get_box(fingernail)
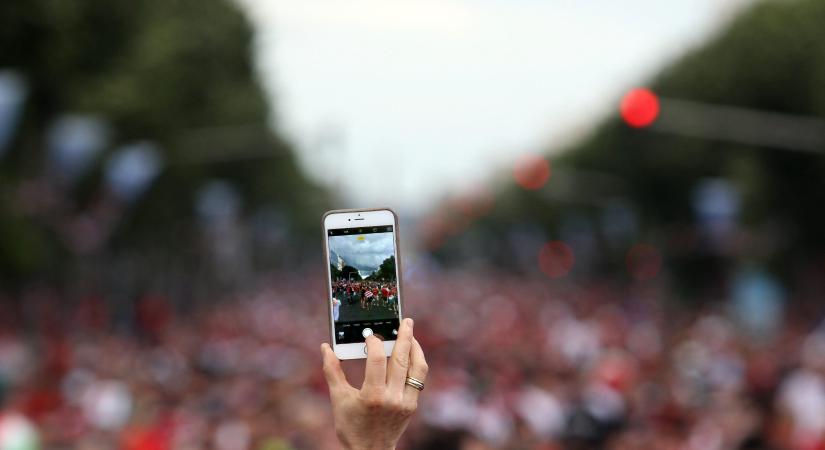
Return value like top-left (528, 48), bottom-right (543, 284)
top-left (405, 318), bottom-right (414, 329)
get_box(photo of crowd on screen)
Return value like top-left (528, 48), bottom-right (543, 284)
top-left (329, 232), bottom-right (398, 323)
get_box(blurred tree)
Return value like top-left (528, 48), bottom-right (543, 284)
top-left (330, 263), bottom-right (363, 281)
top-left (558, 0), bottom-right (825, 230)
top-left (447, 0), bottom-right (825, 294)
top-left (0, 0), bottom-right (329, 284)
top-left (368, 255), bottom-right (396, 282)
top-left (339, 265), bottom-right (361, 281)
top-left (330, 264), bottom-right (341, 280)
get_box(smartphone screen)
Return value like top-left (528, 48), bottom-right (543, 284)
top-left (327, 225), bottom-right (401, 344)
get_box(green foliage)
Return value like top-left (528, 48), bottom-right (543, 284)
top-left (0, 0), bottom-right (329, 280)
top-left (464, 0), bottom-right (825, 286)
top-left (339, 265), bottom-right (361, 281)
top-left (367, 255), bottom-right (396, 282)
top-left (330, 263), bottom-right (362, 281)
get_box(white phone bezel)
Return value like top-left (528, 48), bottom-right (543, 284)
top-left (323, 209), bottom-right (401, 360)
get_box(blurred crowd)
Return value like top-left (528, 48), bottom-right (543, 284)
top-left (1, 268), bottom-right (825, 450)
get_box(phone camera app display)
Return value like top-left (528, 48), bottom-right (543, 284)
top-left (329, 226), bottom-right (400, 344)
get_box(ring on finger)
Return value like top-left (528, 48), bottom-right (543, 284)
top-left (405, 376), bottom-right (425, 391)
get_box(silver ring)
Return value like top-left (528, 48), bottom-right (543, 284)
top-left (405, 376), bottom-right (425, 391)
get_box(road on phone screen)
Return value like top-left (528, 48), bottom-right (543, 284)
top-left (337, 297), bottom-right (397, 322)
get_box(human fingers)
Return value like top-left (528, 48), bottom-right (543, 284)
top-left (361, 334), bottom-right (387, 395)
top-left (321, 343), bottom-right (352, 393)
top-left (386, 318), bottom-right (414, 395)
top-left (403, 337), bottom-right (428, 407)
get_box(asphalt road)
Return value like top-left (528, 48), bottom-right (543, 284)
top-left (337, 297), bottom-right (397, 322)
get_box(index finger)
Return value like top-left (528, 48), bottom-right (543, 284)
top-left (362, 334), bottom-right (387, 394)
top-left (321, 343), bottom-right (352, 393)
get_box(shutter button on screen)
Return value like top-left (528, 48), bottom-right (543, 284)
top-left (362, 328), bottom-right (373, 338)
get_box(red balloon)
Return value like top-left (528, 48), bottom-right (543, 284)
top-left (620, 88), bottom-right (659, 128)
top-left (513, 154), bottom-right (551, 190)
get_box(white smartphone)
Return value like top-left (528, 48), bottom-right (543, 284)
top-left (322, 208), bottom-right (403, 359)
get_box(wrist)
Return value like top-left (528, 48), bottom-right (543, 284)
top-left (353, 446), bottom-right (395, 450)
top-left (341, 442), bottom-right (395, 450)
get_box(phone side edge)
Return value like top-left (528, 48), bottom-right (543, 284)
top-left (321, 210), bottom-right (337, 357)
top-left (388, 208), bottom-right (404, 324)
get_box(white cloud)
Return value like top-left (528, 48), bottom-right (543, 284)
top-left (329, 232), bottom-right (394, 272)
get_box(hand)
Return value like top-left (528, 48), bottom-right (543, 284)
top-left (321, 318), bottom-right (428, 450)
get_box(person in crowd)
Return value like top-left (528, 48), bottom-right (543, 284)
top-left (332, 296), bottom-right (341, 321)
top-left (3, 270), bottom-right (825, 449)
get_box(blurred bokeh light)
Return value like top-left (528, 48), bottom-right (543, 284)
top-left (620, 88), bottom-right (660, 128)
top-left (513, 154), bottom-right (551, 191)
top-left (538, 241), bottom-right (575, 279)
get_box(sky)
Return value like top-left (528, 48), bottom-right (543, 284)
top-left (237, 0), bottom-right (754, 215)
top-left (329, 232), bottom-right (395, 276)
